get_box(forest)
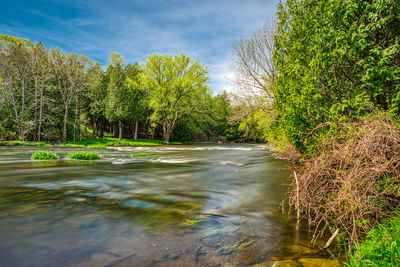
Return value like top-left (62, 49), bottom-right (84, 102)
top-left (0, 35), bottom-right (268, 144)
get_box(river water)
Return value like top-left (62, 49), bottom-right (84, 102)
top-left (0, 144), bottom-right (339, 266)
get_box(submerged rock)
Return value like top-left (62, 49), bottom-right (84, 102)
top-left (286, 244), bottom-right (316, 255)
top-left (201, 225), bottom-right (240, 238)
top-left (270, 260), bottom-right (299, 266)
top-left (298, 258), bottom-right (341, 267)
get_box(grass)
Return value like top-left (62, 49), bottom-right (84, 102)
top-left (346, 214), bottom-right (400, 266)
top-left (0, 141), bottom-right (52, 146)
top-left (130, 152), bottom-right (149, 157)
top-left (65, 151), bottom-right (103, 160)
top-left (1, 138), bottom-right (186, 148)
top-left (31, 151), bottom-right (59, 160)
top-left (65, 138), bottom-right (174, 147)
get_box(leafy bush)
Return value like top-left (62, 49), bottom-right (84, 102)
top-left (31, 151), bottom-right (59, 160)
top-left (65, 151), bottom-right (103, 160)
top-left (274, 0), bottom-right (400, 155)
top-left (347, 214), bottom-right (400, 266)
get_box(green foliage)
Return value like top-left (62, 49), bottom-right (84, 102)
top-left (31, 151), bottom-right (59, 160)
top-left (142, 53), bottom-right (210, 143)
top-left (0, 35), bottom-right (231, 143)
top-left (65, 151), bottom-right (103, 160)
top-left (274, 0), bottom-right (400, 154)
top-left (171, 91), bottom-right (232, 141)
top-left (347, 214), bottom-right (400, 266)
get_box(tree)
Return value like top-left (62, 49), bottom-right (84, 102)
top-left (87, 62), bottom-right (107, 137)
top-left (51, 49), bottom-right (89, 144)
top-left (124, 63), bottom-right (147, 140)
top-left (0, 35), bottom-right (33, 141)
top-left (30, 42), bottom-right (50, 142)
top-left (142, 54), bottom-right (210, 143)
top-left (274, 0), bottom-right (400, 154)
top-left (232, 20), bottom-right (276, 102)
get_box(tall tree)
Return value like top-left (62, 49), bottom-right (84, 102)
top-left (232, 20), bottom-right (276, 101)
top-left (0, 35), bottom-right (33, 141)
top-left (51, 49), bottom-right (89, 144)
top-left (88, 62), bottom-right (107, 137)
top-left (125, 63), bottom-right (147, 140)
top-left (142, 54), bottom-right (210, 143)
top-left (105, 52), bottom-right (132, 140)
top-left (30, 42), bottom-right (49, 142)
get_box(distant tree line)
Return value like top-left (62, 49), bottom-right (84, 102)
top-left (0, 35), bottom-right (238, 143)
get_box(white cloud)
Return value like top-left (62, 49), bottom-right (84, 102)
top-left (0, 0), bottom-right (278, 93)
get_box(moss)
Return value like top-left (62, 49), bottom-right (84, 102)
top-left (182, 219), bottom-right (203, 227)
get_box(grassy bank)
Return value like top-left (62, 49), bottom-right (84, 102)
top-left (0, 138), bottom-right (186, 149)
top-left (347, 214), bottom-right (400, 266)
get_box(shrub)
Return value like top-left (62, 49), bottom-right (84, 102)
top-left (289, 113), bottom-right (400, 247)
top-left (65, 151), bottom-right (103, 160)
top-left (32, 151), bottom-right (59, 160)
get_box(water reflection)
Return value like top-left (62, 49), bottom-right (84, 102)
top-left (0, 145), bottom-right (339, 266)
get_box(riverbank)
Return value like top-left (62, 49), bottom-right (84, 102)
top-left (280, 113), bottom-right (400, 265)
top-left (0, 138), bottom-right (187, 149)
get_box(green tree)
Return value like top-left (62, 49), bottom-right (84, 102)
top-left (142, 54), bottom-right (210, 143)
top-left (87, 63), bottom-right (108, 137)
top-left (274, 0), bottom-right (400, 154)
top-left (51, 49), bottom-right (90, 144)
top-left (105, 52), bottom-right (126, 140)
top-left (0, 35), bottom-right (33, 141)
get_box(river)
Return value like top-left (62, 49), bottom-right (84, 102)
top-left (0, 144), bottom-right (339, 266)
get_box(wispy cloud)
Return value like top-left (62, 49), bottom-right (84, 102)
top-left (0, 0), bottom-right (277, 93)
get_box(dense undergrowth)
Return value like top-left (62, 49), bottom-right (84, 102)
top-left (289, 114), bottom-right (400, 247)
top-left (270, 0), bottom-right (400, 264)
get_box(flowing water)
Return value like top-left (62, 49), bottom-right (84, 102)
top-left (0, 144), bottom-right (339, 266)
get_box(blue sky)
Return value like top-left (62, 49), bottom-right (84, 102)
top-left (1, 0), bottom-right (277, 93)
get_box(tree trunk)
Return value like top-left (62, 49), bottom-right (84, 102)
top-left (134, 119), bottom-right (138, 140)
top-left (162, 112), bottom-right (167, 142)
top-left (73, 102), bottom-right (77, 141)
top-left (119, 120), bottom-right (123, 140)
top-left (63, 104), bottom-right (69, 145)
top-left (164, 112), bottom-right (179, 144)
top-left (100, 119), bottom-right (104, 137)
top-left (165, 127), bottom-right (171, 144)
top-left (20, 79), bottom-right (25, 142)
top-left (92, 119), bottom-right (97, 135)
top-left (33, 78), bottom-right (38, 141)
top-left (37, 82), bottom-right (44, 142)
top-left (77, 100), bottom-right (81, 141)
